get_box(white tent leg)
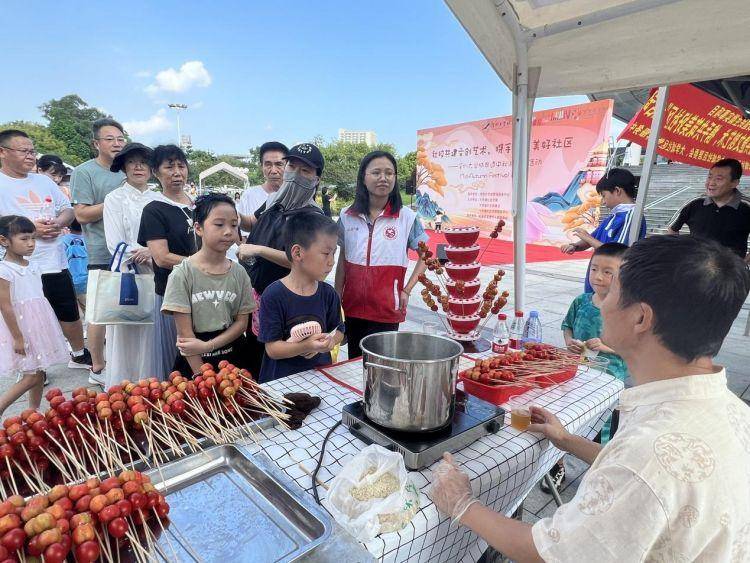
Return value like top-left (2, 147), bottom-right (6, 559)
top-left (629, 85), bottom-right (669, 245)
top-left (512, 73), bottom-right (535, 312)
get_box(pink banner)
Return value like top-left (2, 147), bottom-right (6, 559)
top-left (416, 99), bottom-right (613, 245)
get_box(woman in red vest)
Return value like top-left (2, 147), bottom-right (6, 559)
top-left (335, 151), bottom-right (429, 358)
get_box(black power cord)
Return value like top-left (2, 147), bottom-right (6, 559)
top-left (312, 420), bottom-right (342, 505)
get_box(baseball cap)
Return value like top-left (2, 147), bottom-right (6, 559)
top-left (110, 142), bottom-right (154, 173)
top-left (284, 143), bottom-right (324, 177)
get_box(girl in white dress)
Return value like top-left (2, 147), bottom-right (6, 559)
top-left (0, 216), bottom-right (68, 414)
top-left (103, 143), bottom-right (158, 388)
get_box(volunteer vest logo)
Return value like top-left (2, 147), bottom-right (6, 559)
top-left (384, 226), bottom-right (397, 240)
top-left (191, 290), bottom-right (238, 308)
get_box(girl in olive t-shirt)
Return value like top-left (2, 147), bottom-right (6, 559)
top-left (161, 194), bottom-right (256, 377)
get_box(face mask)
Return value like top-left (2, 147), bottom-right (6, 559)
top-left (266, 168), bottom-right (319, 211)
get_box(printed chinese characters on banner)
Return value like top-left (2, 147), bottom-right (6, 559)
top-left (416, 99), bottom-right (613, 246)
top-left (619, 83), bottom-right (750, 172)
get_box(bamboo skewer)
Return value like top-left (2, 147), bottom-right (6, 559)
top-left (42, 431), bottom-right (88, 476)
top-left (166, 521), bottom-right (205, 563)
top-left (11, 459), bottom-right (43, 495)
top-left (19, 445), bottom-right (46, 492)
top-left (152, 508), bottom-right (180, 563)
top-left (94, 526), bottom-right (115, 563)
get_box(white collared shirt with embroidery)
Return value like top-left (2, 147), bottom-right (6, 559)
top-left (532, 369), bottom-right (750, 562)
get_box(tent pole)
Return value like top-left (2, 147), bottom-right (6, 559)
top-left (499, 0), bottom-right (535, 313)
top-left (511, 73), bottom-right (534, 312)
top-left (512, 82), bottom-right (525, 311)
top-left (629, 85), bottom-right (669, 245)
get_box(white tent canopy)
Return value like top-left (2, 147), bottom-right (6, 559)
top-left (445, 0), bottom-right (750, 309)
top-left (445, 0), bottom-right (750, 97)
top-left (198, 162), bottom-right (249, 193)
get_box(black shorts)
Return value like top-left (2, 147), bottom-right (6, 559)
top-left (41, 270), bottom-right (80, 323)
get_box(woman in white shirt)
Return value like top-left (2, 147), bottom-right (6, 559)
top-left (103, 143), bottom-right (158, 387)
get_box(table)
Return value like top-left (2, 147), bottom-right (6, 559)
top-left (244, 361), bottom-right (623, 562)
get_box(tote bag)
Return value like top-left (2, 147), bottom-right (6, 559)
top-left (85, 242), bottom-right (155, 325)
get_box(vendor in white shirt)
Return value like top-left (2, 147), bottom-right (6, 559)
top-left (237, 141), bottom-right (288, 236)
top-left (102, 143), bottom-right (158, 387)
top-left (430, 235), bottom-right (750, 563)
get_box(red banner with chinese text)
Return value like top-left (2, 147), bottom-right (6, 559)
top-left (618, 83), bottom-right (750, 171)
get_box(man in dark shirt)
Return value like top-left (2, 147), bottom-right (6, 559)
top-left (668, 158), bottom-right (750, 263)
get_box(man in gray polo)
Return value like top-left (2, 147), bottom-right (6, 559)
top-left (70, 118), bottom-right (126, 385)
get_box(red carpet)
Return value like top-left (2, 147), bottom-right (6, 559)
top-left (408, 231), bottom-right (588, 265)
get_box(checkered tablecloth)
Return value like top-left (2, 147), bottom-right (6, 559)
top-left (243, 360), bottom-right (623, 563)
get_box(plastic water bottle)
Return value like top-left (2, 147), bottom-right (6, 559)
top-left (38, 196), bottom-right (54, 221)
top-left (509, 311), bottom-right (524, 350)
top-left (523, 310), bottom-right (543, 344)
top-left (492, 313), bottom-right (510, 354)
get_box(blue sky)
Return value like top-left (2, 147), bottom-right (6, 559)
top-left (1, 1), bottom-right (620, 156)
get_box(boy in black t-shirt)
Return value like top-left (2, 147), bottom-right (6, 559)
top-left (257, 212), bottom-right (344, 383)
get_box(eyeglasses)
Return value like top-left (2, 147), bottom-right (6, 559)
top-left (96, 136), bottom-right (127, 143)
top-left (366, 170), bottom-right (395, 179)
top-left (0, 146), bottom-right (37, 157)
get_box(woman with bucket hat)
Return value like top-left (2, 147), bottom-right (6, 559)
top-left (103, 142), bottom-right (158, 386)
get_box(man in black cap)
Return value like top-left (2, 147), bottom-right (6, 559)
top-left (236, 143), bottom-right (325, 378)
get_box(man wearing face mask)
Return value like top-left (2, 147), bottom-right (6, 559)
top-left (237, 143), bottom-right (325, 377)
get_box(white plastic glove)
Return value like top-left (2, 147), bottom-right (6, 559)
top-left (429, 452), bottom-right (480, 525)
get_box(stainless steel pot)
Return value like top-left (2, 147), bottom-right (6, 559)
top-left (360, 332), bottom-right (463, 432)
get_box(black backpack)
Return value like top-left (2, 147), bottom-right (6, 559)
top-left (244, 204), bottom-right (324, 294)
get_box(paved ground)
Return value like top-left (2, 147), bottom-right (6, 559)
top-left (3, 256), bottom-right (748, 530)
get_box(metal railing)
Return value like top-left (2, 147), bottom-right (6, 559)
top-left (644, 184), bottom-right (698, 210)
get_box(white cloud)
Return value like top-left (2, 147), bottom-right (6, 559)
top-left (123, 109), bottom-right (172, 137)
top-left (192, 101), bottom-right (204, 109)
top-left (264, 123), bottom-right (273, 131)
top-left (145, 61), bottom-right (212, 95)
top-left (134, 70), bottom-right (152, 78)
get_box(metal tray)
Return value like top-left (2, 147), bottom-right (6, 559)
top-left (144, 444), bottom-right (331, 562)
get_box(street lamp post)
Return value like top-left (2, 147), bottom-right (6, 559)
top-left (168, 103), bottom-right (188, 146)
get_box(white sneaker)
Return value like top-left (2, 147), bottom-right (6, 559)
top-left (88, 369), bottom-right (105, 387)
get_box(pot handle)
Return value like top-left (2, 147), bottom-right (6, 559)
top-left (364, 362), bottom-right (407, 375)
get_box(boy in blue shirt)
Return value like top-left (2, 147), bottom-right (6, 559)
top-left (258, 212), bottom-right (345, 383)
top-left (60, 220), bottom-right (88, 314)
top-left (561, 168), bottom-right (646, 293)
top-left (541, 242), bottom-right (629, 495)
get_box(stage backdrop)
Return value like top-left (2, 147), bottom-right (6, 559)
top-left (416, 99), bottom-right (613, 245)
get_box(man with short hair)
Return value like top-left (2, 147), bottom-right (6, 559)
top-left (430, 235), bottom-right (750, 562)
top-left (0, 129), bottom-right (92, 372)
top-left (70, 118), bottom-right (126, 385)
top-left (668, 158), bottom-right (750, 263)
top-left (237, 142), bottom-right (289, 234)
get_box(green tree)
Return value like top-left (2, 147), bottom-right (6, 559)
top-left (319, 140), bottom-right (397, 199)
top-left (398, 151), bottom-right (417, 192)
top-left (246, 145), bottom-right (264, 185)
top-left (39, 95), bottom-right (109, 164)
top-left (0, 120), bottom-right (70, 162)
